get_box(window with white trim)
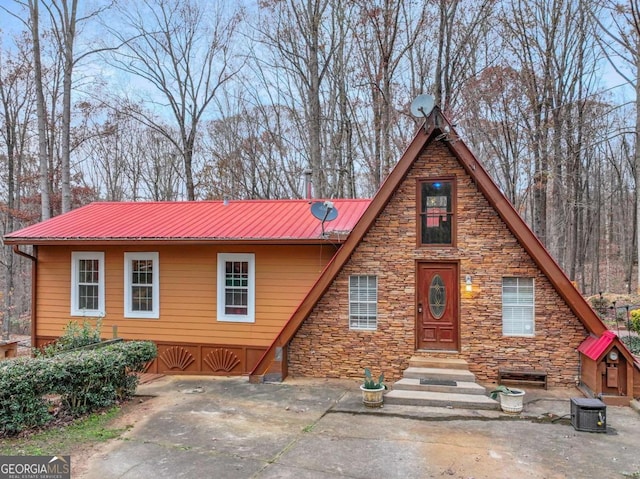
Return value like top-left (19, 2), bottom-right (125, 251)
top-left (349, 275), bottom-right (378, 330)
top-left (502, 277), bottom-right (534, 336)
top-left (217, 253), bottom-right (255, 323)
top-left (71, 252), bottom-right (105, 316)
top-left (124, 252), bottom-right (159, 319)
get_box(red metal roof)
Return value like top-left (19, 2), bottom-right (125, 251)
top-left (577, 330), bottom-right (617, 361)
top-left (4, 199), bottom-right (371, 244)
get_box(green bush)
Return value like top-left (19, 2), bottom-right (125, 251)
top-left (0, 357), bottom-right (54, 435)
top-left (55, 341), bottom-right (157, 415)
top-left (0, 341), bottom-right (157, 435)
top-left (38, 318), bottom-right (104, 357)
top-left (621, 335), bottom-right (640, 355)
top-left (630, 310), bottom-right (640, 333)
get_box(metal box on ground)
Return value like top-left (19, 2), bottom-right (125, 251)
top-left (570, 397), bottom-right (606, 433)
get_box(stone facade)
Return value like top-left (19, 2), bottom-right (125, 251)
top-left (288, 140), bottom-right (588, 386)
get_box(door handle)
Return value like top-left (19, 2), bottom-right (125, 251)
top-left (418, 303), bottom-right (423, 313)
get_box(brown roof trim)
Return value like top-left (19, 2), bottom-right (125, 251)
top-left (442, 116), bottom-right (606, 336)
top-left (250, 107), bottom-right (609, 380)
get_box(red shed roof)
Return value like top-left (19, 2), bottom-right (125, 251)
top-left (4, 199), bottom-right (371, 245)
top-left (578, 330), bottom-right (617, 361)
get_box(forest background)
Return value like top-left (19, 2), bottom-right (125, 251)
top-left (0, 0), bottom-right (638, 335)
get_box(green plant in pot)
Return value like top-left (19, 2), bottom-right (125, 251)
top-left (490, 385), bottom-right (526, 413)
top-left (360, 368), bottom-right (386, 408)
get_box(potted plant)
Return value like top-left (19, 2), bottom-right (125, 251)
top-left (490, 385), bottom-right (526, 413)
top-left (360, 367), bottom-right (386, 408)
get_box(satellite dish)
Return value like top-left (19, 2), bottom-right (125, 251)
top-left (410, 94), bottom-right (435, 118)
top-left (311, 201), bottom-right (338, 222)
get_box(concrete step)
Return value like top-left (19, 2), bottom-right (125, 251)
top-left (403, 367), bottom-right (476, 383)
top-left (408, 356), bottom-right (469, 370)
top-left (392, 378), bottom-right (487, 395)
top-left (384, 389), bottom-right (499, 410)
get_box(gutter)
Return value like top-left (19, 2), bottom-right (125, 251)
top-left (13, 244), bottom-right (36, 262)
top-left (12, 245), bottom-right (37, 351)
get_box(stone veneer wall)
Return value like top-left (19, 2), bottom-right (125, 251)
top-left (288, 140), bottom-right (589, 386)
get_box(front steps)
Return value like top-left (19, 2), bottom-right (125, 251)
top-left (384, 356), bottom-right (499, 410)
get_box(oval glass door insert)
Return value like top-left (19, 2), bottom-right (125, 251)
top-left (429, 274), bottom-right (446, 319)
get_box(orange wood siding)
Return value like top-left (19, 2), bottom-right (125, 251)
top-left (35, 244), bottom-right (336, 346)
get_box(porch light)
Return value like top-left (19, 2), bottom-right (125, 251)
top-left (465, 274), bottom-right (472, 292)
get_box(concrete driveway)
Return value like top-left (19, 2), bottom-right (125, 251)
top-left (80, 376), bottom-right (640, 479)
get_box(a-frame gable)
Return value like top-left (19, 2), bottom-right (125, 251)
top-left (250, 107), bottom-right (610, 382)
top-left (438, 115), bottom-right (606, 337)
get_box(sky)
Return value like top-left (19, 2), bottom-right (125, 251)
top-left (0, 0), bottom-right (636, 115)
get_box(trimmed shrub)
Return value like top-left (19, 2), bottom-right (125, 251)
top-left (0, 357), bottom-right (55, 435)
top-left (53, 341), bottom-right (157, 416)
top-left (0, 341), bottom-right (157, 434)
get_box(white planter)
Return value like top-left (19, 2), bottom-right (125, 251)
top-left (360, 385), bottom-right (385, 408)
top-left (498, 388), bottom-right (525, 413)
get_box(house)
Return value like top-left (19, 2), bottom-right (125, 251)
top-left (5, 107), bottom-right (639, 405)
top-left (4, 199), bottom-right (370, 375)
top-left (246, 108), bottom-right (640, 406)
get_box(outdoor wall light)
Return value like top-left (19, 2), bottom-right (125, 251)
top-left (465, 274), bottom-right (472, 292)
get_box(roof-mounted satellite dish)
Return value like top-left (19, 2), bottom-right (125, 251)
top-left (311, 200), bottom-right (338, 237)
top-left (410, 93), bottom-right (435, 119)
top-left (311, 201), bottom-right (338, 222)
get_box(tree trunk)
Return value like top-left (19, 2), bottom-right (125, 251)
top-left (60, 0), bottom-right (78, 213)
top-left (307, 0), bottom-right (324, 198)
top-left (636, 44), bottom-right (640, 294)
top-left (30, 0), bottom-right (51, 220)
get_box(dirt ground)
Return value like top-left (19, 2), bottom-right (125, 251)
top-left (69, 395), bottom-right (157, 478)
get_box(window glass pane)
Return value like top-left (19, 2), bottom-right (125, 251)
top-left (217, 254), bottom-right (255, 323)
top-left (75, 256), bottom-right (101, 313)
top-left (502, 278), bottom-right (534, 335)
top-left (420, 181), bottom-right (453, 244)
top-left (349, 275), bottom-right (378, 330)
top-left (78, 284), bottom-right (98, 310)
top-left (132, 285), bottom-right (153, 311)
top-left (429, 274), bottom-right (446, 319)
top-left (224, 261), bottom-right (249, 316)
top-left (131, 259), bottom-right (153, 312)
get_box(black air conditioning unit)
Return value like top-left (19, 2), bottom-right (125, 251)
top-left (570, 398), bottom-right (606, 433)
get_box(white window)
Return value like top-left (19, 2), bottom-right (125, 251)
top-left (124, 252), bottom-right (159, 319)
top-left (349, 275), bottom-right (377, 330)
top-left (502, 277), bottom-right (534, 336)
top-left (71, 252), bottom-right (105, 316)
top-left (217, 253), bottom-right (255, 323)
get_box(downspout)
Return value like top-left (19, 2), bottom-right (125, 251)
top-left (12, 245), bottom-right (37, 350)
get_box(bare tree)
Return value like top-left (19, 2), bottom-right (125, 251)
top-left (595, 0), bottom-right (640, 293)
top-left (105, 0), bottom-right (244, 200)
top-left (25, 0), bottom-right (52, 220)
top-left (0, 34), bottom-right (37, 339)
top-left (256, 0), bottom-right (343, 198)
top-left (42, 0), bottom-right (77, 213)
top-left (432, 0), bottom-right (497, 116)
top-left (352, 0), bottom-right (427, 184)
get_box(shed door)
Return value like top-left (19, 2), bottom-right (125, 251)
top-left (417, 262), bottom-right (459, 351)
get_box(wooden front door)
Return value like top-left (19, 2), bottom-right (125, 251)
top-left (417, 262), bottom-right (459, 351)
